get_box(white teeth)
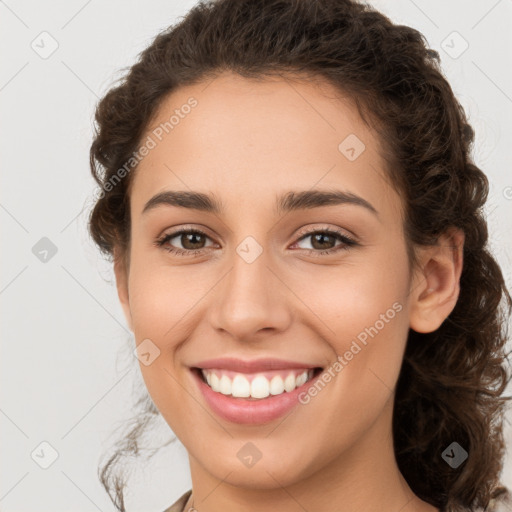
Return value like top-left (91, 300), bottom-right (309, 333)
top-left (296, 371), bottom-right (308, 387)
top-left (201, 369), bottom-right (315, 399)
top-left (210, 372), bottom-right (220, 392)
top-left (232, 374), bottom-right (251, 397)
top-left (284, 373), bottom-right (296, 392)
top-left (269, 375), bottom-right (285, 395)
top-left (219, 375), bottom-right (232, 395)
top-left (251, 376), bottom-right (270, 399)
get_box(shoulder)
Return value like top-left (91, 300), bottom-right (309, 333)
top-left (162, 489), bottom-right (192, 512)
top-left (160, 488), bottom-right (512, 512)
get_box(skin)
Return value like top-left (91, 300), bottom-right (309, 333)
top-left (114, 71), bottom-right (464, 512)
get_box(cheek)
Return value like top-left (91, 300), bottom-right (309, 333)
top-left (127, 249), bottom-right (211, 339)
top-left (307, 251), bottom-right (409, 340)
top-left (303, 244), bottom-right (411, 391)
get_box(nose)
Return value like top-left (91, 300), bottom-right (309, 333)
top-left (208, 246), bottom-right (292, 342)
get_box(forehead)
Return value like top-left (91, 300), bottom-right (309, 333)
top-left (129, 71), bottom-right (401, 221)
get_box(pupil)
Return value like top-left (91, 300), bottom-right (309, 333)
top-left (313, 233), bottom-right (333, 249)
top-left (183, 233), bottom-right (204, 249)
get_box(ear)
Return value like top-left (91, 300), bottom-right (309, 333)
top-left (113, 247), bottom-right (133, 332)
top-left (409, 228), bottom-right (464, 333)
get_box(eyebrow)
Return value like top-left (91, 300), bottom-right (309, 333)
top-left (142, 189), bottom-right (378, 217)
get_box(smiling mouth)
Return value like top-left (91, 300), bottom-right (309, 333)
top-left (192, 367), bottom-right (323, 400)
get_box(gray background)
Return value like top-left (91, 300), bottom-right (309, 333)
top-left (1, 0), bottom-right (511, 510)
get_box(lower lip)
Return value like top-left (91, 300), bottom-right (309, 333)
top-left (191, 369), bottom-right (321, 425)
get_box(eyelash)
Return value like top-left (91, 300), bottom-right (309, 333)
top-left (154, 226), bottom-right (359, 258)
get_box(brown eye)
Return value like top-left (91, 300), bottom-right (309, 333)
top-left (293, 228), bottom-right (358, 255)
top-left (178, 232), bottom-right (207, 250)
top-left (155, 229), bottom-right (215, 256)
top-left (309, 232), bottom-right (338, 250)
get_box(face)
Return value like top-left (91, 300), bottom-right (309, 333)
top-left (115, 71), bottom-right (433, 490)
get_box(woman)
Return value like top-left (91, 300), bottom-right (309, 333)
top-left (87, 0), bottom-right (512, 510)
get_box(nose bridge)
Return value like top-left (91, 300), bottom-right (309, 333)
top-left (208, 236), bottom-right (291, 339)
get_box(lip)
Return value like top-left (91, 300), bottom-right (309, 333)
top-left (193, 357), bottom-right (321, 373)
top-left (190, 365), bottom-right (323, 425)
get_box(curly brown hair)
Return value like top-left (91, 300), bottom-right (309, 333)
top-left (87, 0), bottom-right (512, 510)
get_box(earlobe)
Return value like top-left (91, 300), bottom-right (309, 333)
top-left (409, 228), bottom-right (464, 334)
top-left (113, 248), bottom-right (133, 332)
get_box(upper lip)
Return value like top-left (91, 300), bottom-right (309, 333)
top-left (193, 357), bottom-right (322, 373)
